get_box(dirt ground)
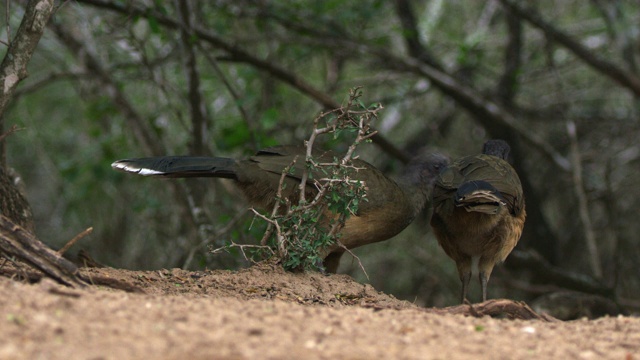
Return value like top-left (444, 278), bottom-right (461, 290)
top-left (1, 261), bottom-right (639, 360)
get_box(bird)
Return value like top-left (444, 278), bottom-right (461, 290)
top-left (430, 139), bottom-right (526, 303)
top-left (112, 145), bottom-right (449, 273)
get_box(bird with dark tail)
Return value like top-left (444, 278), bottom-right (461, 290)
top-left (430, 140), bottom-right (526, 303)
top-left (112, 145), bottom-right (448, 273)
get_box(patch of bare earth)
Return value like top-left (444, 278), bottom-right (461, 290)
top-left (1, 262), bottom-right (639, 359)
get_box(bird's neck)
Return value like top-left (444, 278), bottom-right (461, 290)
top-left (397, 174), bottom-right (431, 218)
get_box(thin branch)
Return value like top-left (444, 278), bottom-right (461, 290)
top-left (210, 210), bottom-right (275, 264)
top-left (50, 21), bottom-right (165, 157)
top-left (496, 9), bottom-right (522, 107)
top-left (233, 91), bottom-right (378, 273)
top-left (197, 42), bottom-right (261, 151)
top-left (57, 227), bottom-right (93, 256)
top-left (508, 249), bottom-right (613, 298)
top-left (12, 71), bottom-right (88, 99)
top-left (74, 0), bottom-right (573, 171)
top-left (0, 0), bottom-right (55, 168)
top-left (210, 241), bottom-right (274, 264)
top-left (182, 209), bottom-right (247, 269)
top-left (0, 124), bottom-right (23, 143)
top-left (393, 0), bottom-right (444, 70)
top-left (258, 157), bottom-right (298, 250)
top-left (71, 0), bottom-right (409, 162)
top-left (603, 159), bottom-right (621, 290)
top-left (566, 120), bottom-right (602, 278)
top-left (51, 20), bottom-right (217, 265)
top-left (176, 0), bottom-right (210, 156)
top-left (498, 0), bottom-right (640, 97)
top-left (221, 1), bottom-right (570, 171)
top-left (386, 51), bottom-right (571, 170)
top-left (3, 0), bottom-right (10, 46)
top-left (251, 208), bottom-right (286, 256)
top-left (0, 0), bottom-right (55, 113)
top-left (335, 240), bottom-right (368, 280)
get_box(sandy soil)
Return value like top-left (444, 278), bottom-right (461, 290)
top-left (1, 261), bottom-right (639, 360)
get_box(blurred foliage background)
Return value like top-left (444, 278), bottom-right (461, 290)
top-left (2, 0), bottom-right (639, 312)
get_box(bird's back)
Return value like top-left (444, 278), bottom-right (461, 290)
top-left (235, 145), bottom-right (416, 247)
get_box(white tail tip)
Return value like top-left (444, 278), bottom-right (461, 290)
top-left (111, 161), bottom-right (165, 176)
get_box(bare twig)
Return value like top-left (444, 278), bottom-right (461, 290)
top-left (57, 227), bottom-right (93, 256)
top-left (258, 157), bottom-right (299, 248)
top-left (182, 209), bottom-right (247, 269)
top-left (251, 208), bottom-right (286, 257)
top-left (335, 240), bottom-right (369, 279)
top-left (222, 89), bottom-right (379, 273)
top-left (0, 124), bottom-right (23, 143)
top-left (299, 110), bottom-right (343, 203)
top-left (210, 227), bottom-right (274, 264)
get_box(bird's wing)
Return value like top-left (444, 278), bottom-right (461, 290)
top-left (431, 163), bottom-right (463, 215)
top-left (250, 146), bottom-right (402, 216)
top-left (464, 155), bottom-right (524, 215)
top-left (248, 145), bottom-right (335, 181)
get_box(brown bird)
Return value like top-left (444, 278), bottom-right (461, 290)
top-left (430, 140), bottom-right (526, 303)
top-left (112, 145), bottom-right (448, 272)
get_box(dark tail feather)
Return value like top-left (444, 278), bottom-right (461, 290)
top-left (111, 156), bottom-right (237, 179)
top-left (455, 180), bottom-right (506, 214)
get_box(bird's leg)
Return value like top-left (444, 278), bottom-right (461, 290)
top-left (460, 271), bottom-right (472, 303)
top-left (322, 251), bottom-right (344, 274)
top-left (479, 271), bottom-right (489, 302)
top-left (314, 258), bottom-right (328, 275)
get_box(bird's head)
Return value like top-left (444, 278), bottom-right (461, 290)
top-left (405, 152), bottom-right (449, 187)
top-left (482, 139), bottom-right (511, 160)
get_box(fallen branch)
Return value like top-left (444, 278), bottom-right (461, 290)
top-left (0, 264), bottom-right (145, 293)
top-left (433, 299), bottom-right (557, 321)
top-left (0, 215), bottom-right (87, 288)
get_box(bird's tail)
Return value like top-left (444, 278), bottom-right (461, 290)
top-left (454, 180), bottom-right (506, 214)
top-left (111, 156), bottom-right (237, 179)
